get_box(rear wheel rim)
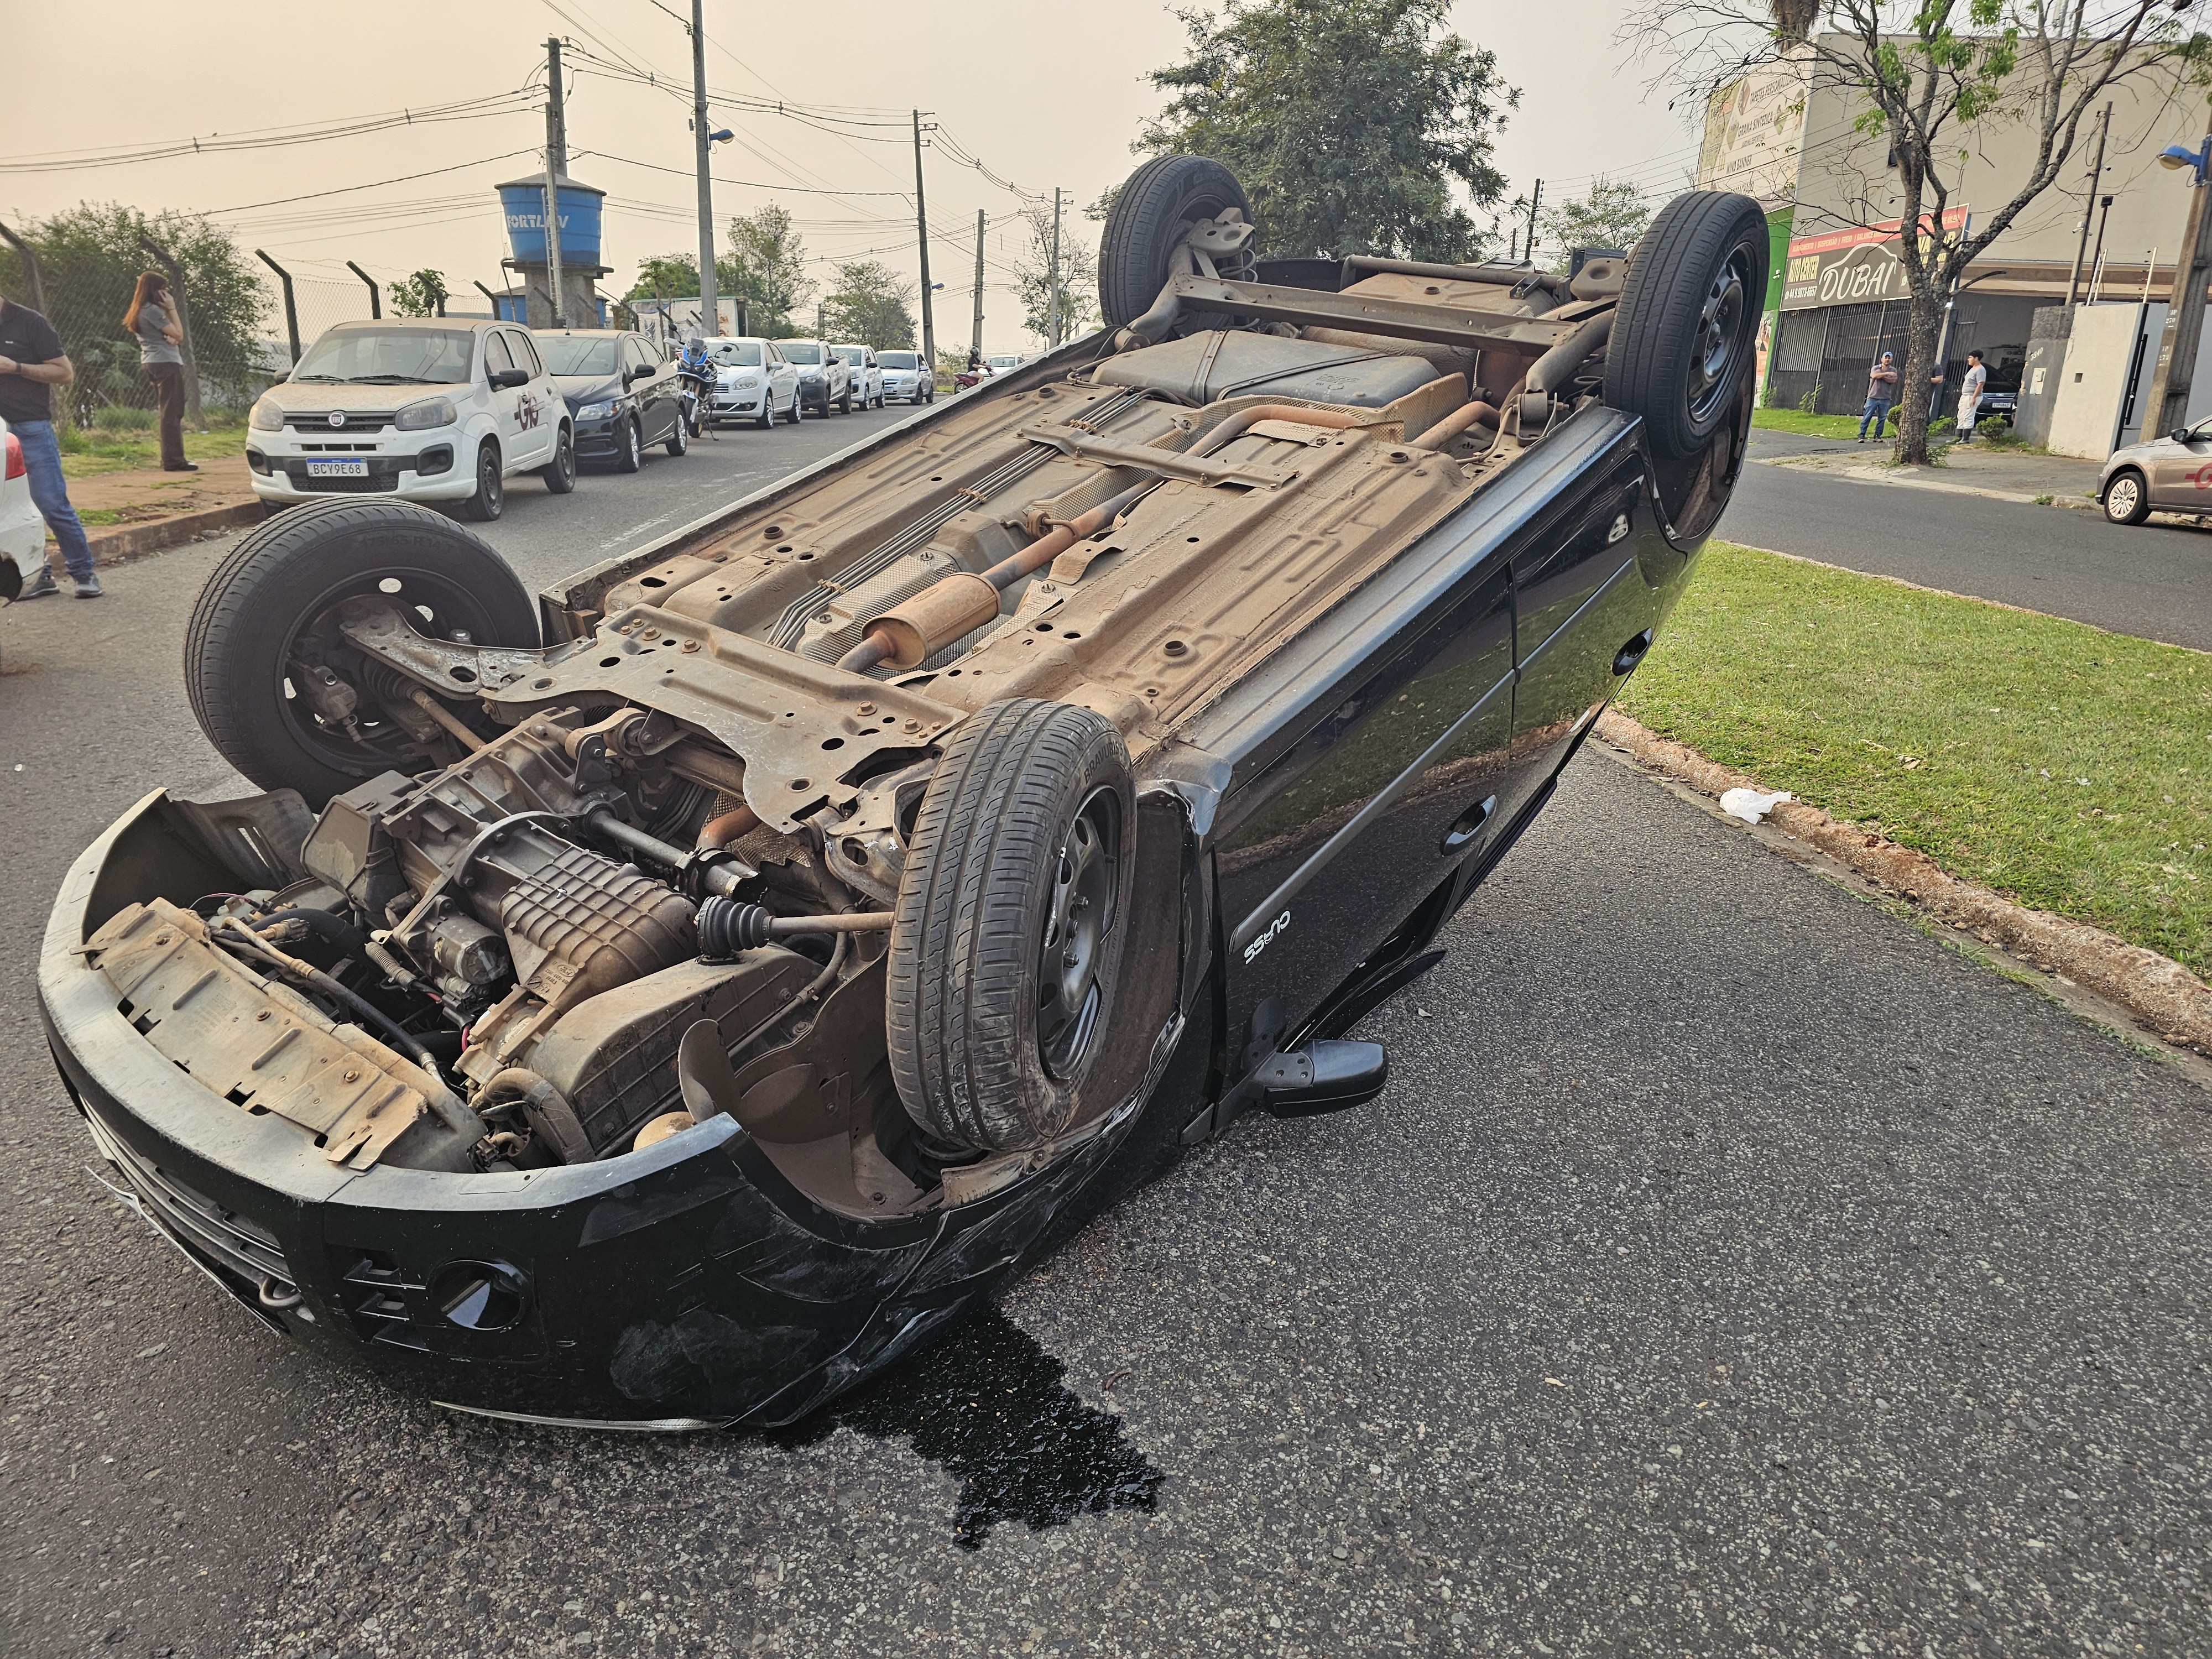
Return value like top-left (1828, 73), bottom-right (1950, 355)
top-left (1037, 785), bottom-right (1121, 1081)
top-left (1688, 247), bottom-right (1752, 425)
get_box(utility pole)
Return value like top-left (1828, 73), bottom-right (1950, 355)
top-left (970, 209), bottom-right (985, 363)
top-left (913, 109), bottom-right (936, 373)
top-left (2065, 103), bottom-right (2112, 305)
top-left (1525, 181), bottom-right (1543, 267)
top-left (2144, 121), bottom-right (2212, 440)
top-left (542, 36), bottom-right (569, 328)
top-left (692, 0), bottom-right (717, 337)
top-left (1047, 187), bottom-right (1065, 349)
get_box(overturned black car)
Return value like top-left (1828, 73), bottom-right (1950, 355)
top-left (40, 160), bottom-right (1764, 1427)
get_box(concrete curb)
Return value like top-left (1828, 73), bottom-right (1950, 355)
top-left (1753, 454), bottom-right (2103, 511)
top-left (78, 502), bottom-right (265, 565)
top-left (1594, 708), bottom-right (2212, 1058)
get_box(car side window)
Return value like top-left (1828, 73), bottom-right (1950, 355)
top-left (482, 330), bottom-right (515, 379)
top-left (2190, 419), bottom-right (2212, 442)
top-left (505, 330), bottom-right (544, 378)
top-left (624, 338), bottom-right (655, 377)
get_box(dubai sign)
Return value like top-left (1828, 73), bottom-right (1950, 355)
top-left (1780, 207), bottom-right (1971, 311)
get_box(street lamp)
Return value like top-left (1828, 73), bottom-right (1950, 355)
top-left (2139, 120), bottom-right (2212, 440)
top-left (2158, 140), bottom-right (2211, 184)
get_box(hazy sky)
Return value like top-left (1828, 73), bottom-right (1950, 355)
top-left (3, 1), bottom-right (1693, 348)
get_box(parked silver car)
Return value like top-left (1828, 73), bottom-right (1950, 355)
top-left (830, 344), bottom-right (883, 409)
top-left (877, 348), bottom-right (933, 405)
top-left (776, 340), bottom-right (852, 416)
top-left (2100, 418), bottom-right (2212, 524)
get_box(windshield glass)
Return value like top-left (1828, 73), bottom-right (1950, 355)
top-left (536, 336), bottom-right (622, 377)
top-left (831, 346), bottom-right (863, 365)
top-left (707, 341), bottom-right (763, 366)
top-left (879, 352), bottom-right (917, 369)
top-left (291, 327), bottom-right (475, 385)
top-left (780, 343), bottom-right (823, 365)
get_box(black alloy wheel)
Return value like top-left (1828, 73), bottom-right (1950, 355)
top-left (539, 424), bottom-right (576, 494)
top-left (458, 440), bottom-right (503, 521)
top-left (184, 500), bottom-right (539, 808)
top-left (1605, 191), bottom-right (1770, 459)
top-left (887, 698), bottom-right (1134, 1156)
top-left (614, 415), bottom-right (644, 473)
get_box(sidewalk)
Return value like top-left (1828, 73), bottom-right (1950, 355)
top-left (38, 454), bottom-right (265, 568)
top-left (1757, 439), bottom-right (2107, 509)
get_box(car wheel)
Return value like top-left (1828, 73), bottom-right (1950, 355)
top-left (785, 394), bottom-right (802, 425)
top-left (538, 424), bottom-right (576, 494)
top-left (839, 387), bottom-right (853, 414)
top-left (755, 397), bottom-right (774, 431)
top-left (2105, 467), bottom-right (2150, 525)
top-left (1098, 154), bottom-right (1255, 330)
top-left (458, 439), bottom-right (503, 521)
top-left (184, 500), bottom-right (539, 809)
top-left (888, 698), bottom-right (1135, 1156)
top-left (614, 416), bottom-right (644, 473)
top-left (1605, 191), bottom-right (1770, 460)
top-left (665, 413), bottom-right (689, 458)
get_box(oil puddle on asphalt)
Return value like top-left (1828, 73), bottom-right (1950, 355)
top-left (770, 1305), bottom-right (1164, 1548)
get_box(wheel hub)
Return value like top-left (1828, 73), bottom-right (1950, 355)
top-left (1688, 251), bottom-right (1749, 422)
top-left (1037, 786), bottom-right (1120, 1079)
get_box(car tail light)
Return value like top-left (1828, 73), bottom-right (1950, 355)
top-left (3, 433), bottom-right (22, 481)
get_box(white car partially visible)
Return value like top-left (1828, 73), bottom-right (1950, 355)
top-left (1, 416), bottom-right (46, 603)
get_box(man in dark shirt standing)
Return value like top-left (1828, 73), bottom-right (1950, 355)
top-left (0, 293), bottom-right (101, 598)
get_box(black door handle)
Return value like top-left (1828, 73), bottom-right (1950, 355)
top-left (1613, 629), bottom-right (1655, 676)
top-left (1439, 794), bottom-right (1498, 853)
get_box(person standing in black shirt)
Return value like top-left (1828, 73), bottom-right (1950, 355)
top-left (0, 293), bottom-right (101, 598)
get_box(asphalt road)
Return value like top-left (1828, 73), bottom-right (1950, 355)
top-left (1735, 430), bottom-right (2212, 653)
top-left (3, 415), bottom-right (2208, 1657)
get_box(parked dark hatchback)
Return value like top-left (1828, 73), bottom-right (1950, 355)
top-left (539, 329), bottom-right (689, 471)
top-left (41, 159), bottom-right (1764, 1428)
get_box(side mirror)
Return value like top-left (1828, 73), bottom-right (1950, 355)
top-left (625, 364), bottom-right (652, 384)
top-left (2172, 429), bottom-right (2193, 443)
top-left (489, 367), bottom-right (529, 390)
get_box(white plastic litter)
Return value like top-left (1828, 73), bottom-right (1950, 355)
top-left (1718, 787), bottom-right (1792, 825)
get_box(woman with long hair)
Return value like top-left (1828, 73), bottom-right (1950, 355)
top-left (123, 270), bottom-right (192, 471)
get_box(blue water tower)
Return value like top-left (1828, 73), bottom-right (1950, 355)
top-left (496, 169), bottom-right (608, 328)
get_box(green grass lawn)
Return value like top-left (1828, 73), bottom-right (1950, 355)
top-left (1619, 541), bottom-right (2212, 973)
top-left (1752, 406), bottom-right (1868, 441)
top-left (58, 416), bottom-right (249, 478)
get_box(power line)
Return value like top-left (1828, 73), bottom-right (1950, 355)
top-left (0, 88), bottom-right (539, 174)
top-left (202, 151), bottom-right (541, 217)
top-left (577, 146), bottom-right (912, 197)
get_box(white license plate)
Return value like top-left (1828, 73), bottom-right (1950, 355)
top-left (305, 458), bottom-right (368, 478)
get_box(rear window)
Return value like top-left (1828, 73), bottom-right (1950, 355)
top-left (780, 343), bottom-right (823, 365)
top-left (879, 352), bottom-right (918, 369)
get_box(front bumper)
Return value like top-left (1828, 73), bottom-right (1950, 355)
top-left (571, 414), bottom-right (629, 463)
top-left (39, 789), bottom-right (1136, 1426)
top-left (708, 389), bottom-right (764, 421)
top-left (247, 434), bottom-right (468, 503)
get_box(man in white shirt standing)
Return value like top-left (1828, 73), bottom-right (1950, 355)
top-left (1955, 349), bottom-right (1987, 444)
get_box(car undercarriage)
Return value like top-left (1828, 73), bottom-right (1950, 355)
top-left (41, 159), bottom-right (1764, 1424)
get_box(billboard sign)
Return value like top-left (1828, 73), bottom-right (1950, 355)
top-left (1698, 53), bottom-right (1813, 211)
top-left (1780, 207), bottom-right (1970, 310)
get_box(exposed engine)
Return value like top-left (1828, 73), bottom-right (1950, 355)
top-left (154, 705), bottom-right (913, 1180)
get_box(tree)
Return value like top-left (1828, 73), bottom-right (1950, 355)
top-left (386, 269), bottom-right (450, 317)
top-left (1136, 0), bottom-right (1516, 262)
top-left (724, 204), bottom-right (815, 337)
top-left (1621, 3), bottom-right (2208, 464)
top-left (1013, 202), bottom-right (1098, 344)
top-left (0, 202), bottom-right (267, 414)
top-left (624, 253), bottom-right (703, 301)
top-left (1537, 178), bottom-right (1653, 264)
top-left (821, 260), bottom-right (916, 349)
